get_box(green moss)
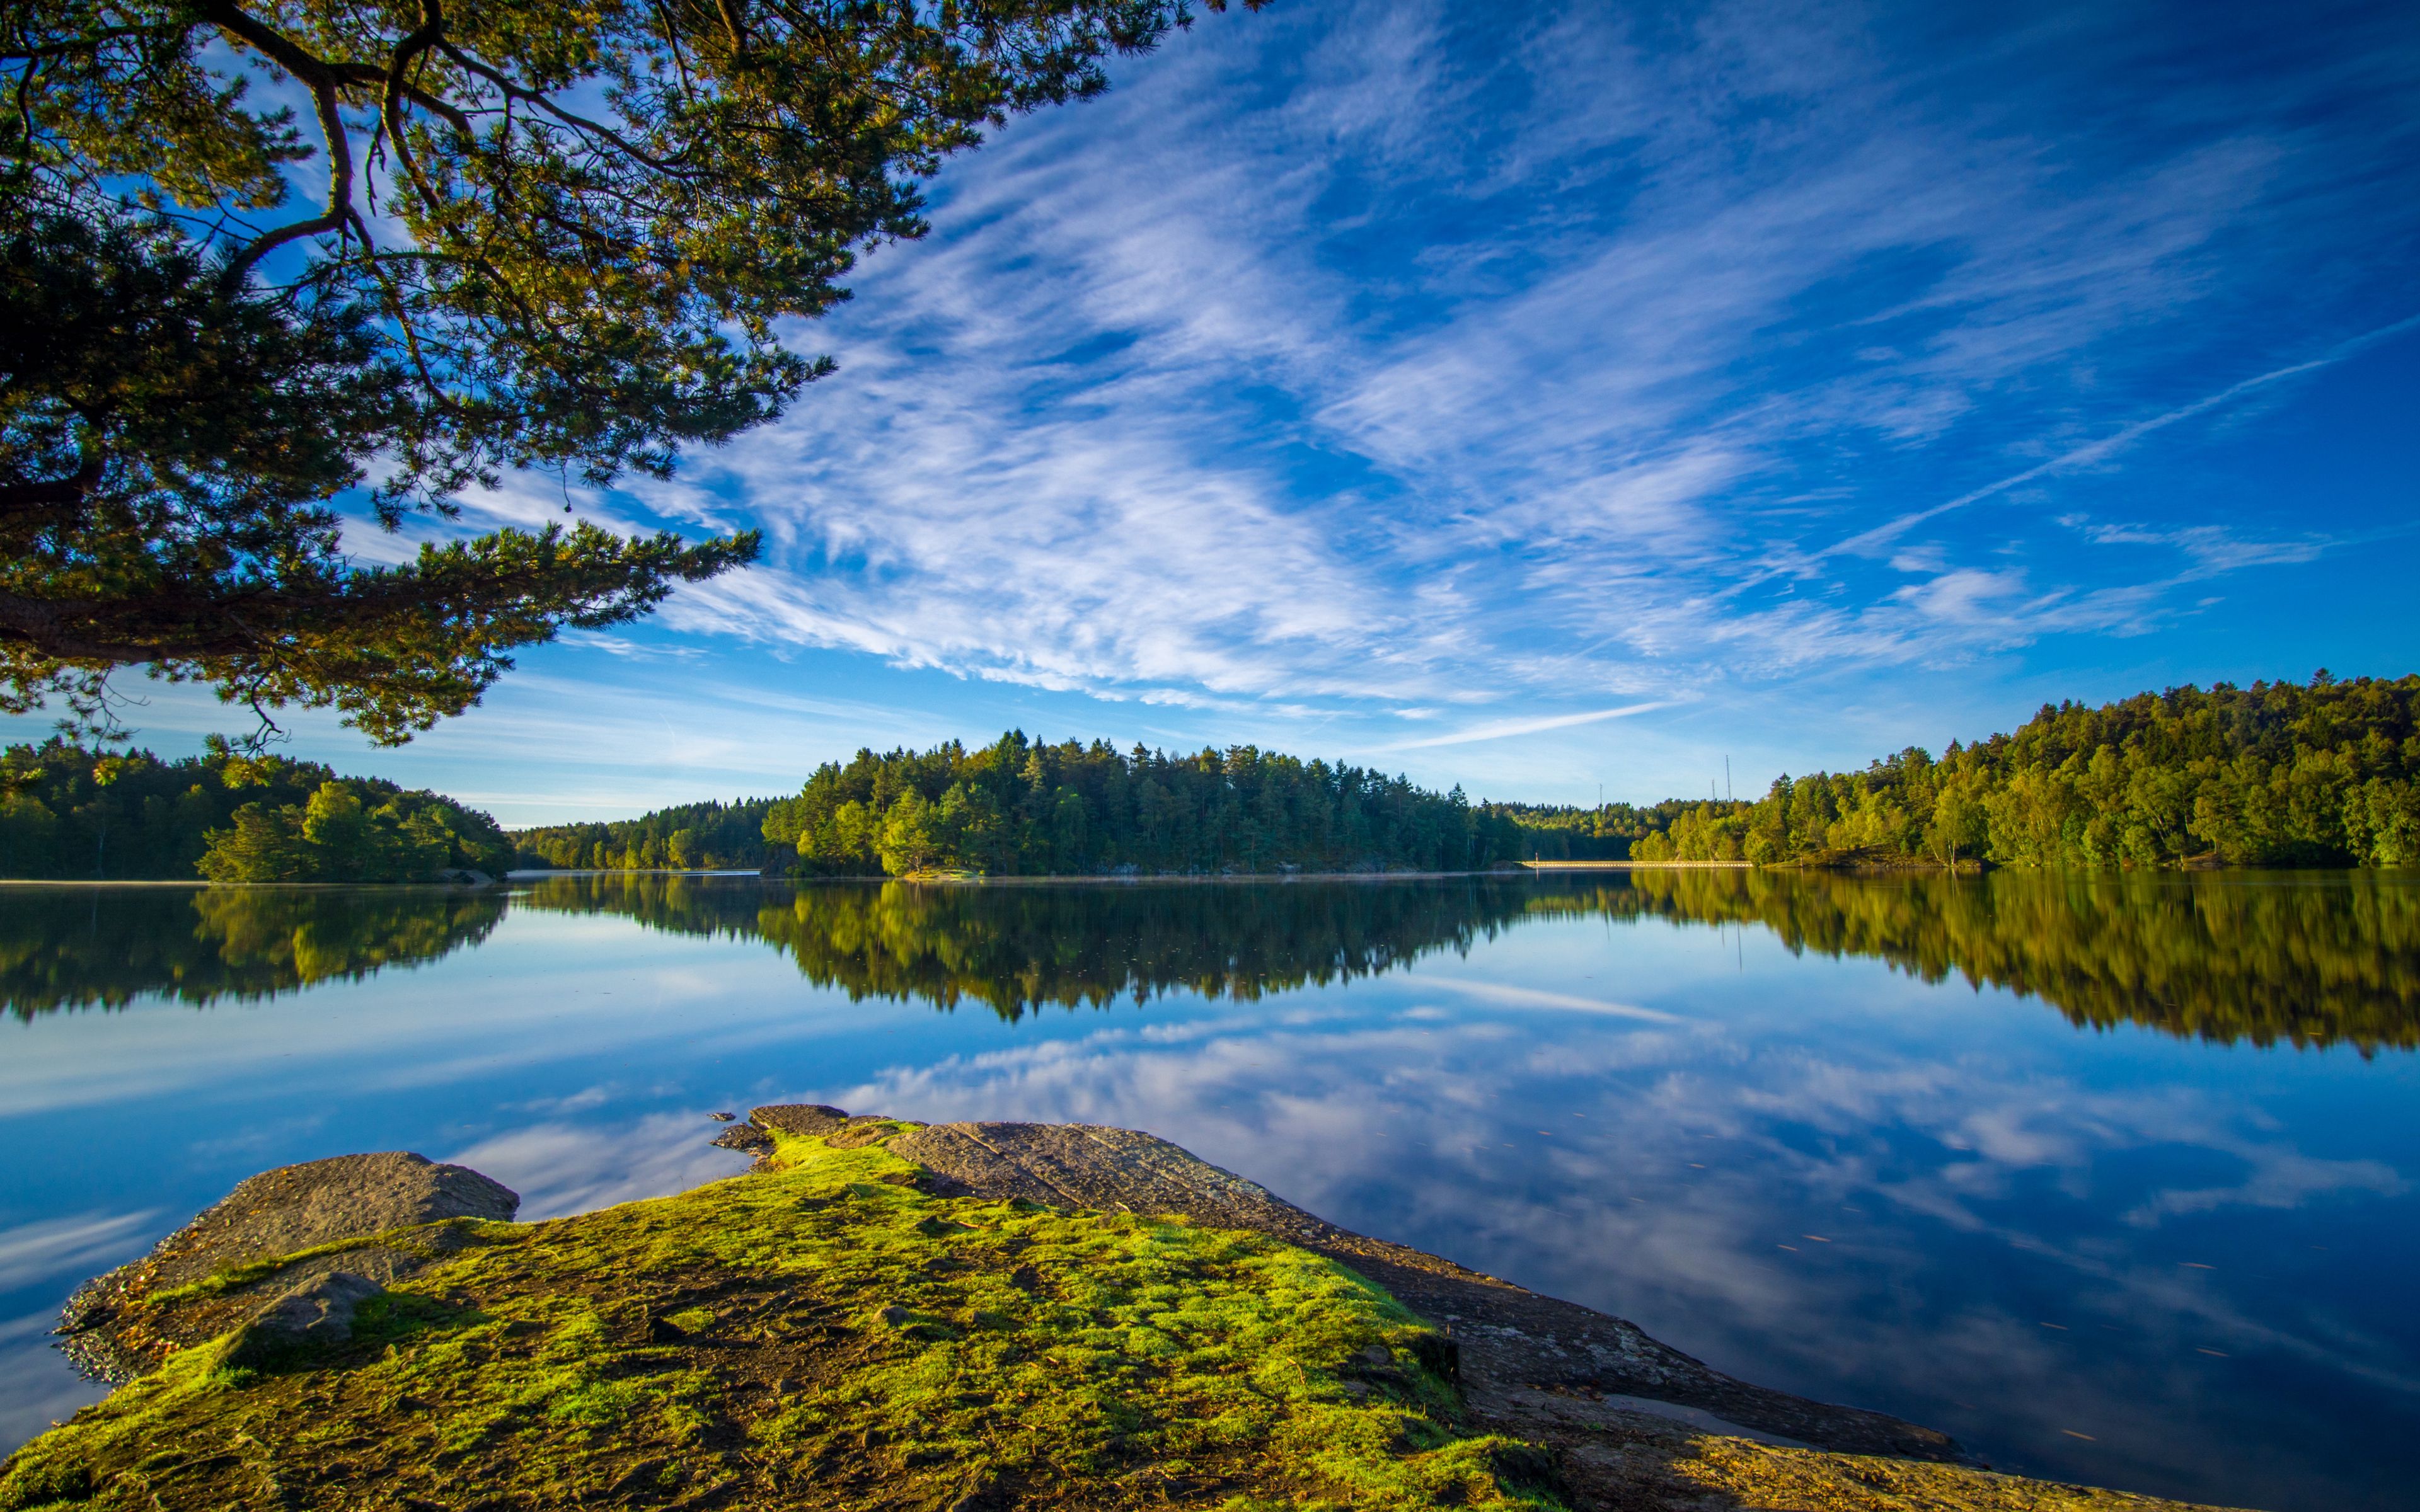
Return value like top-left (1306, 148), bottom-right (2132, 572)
top-left (3, 1131), bottom-right (1560, 1511)
top-left (142, 1217), bottom-right (519, 1304)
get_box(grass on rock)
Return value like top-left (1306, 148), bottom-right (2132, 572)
top-left (1, 1126), bottom-right (1562, 1511)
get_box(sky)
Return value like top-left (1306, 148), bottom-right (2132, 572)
top-left (16, 0), bottom-right (2419, 823)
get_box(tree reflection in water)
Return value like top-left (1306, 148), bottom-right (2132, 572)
top-left (513, 873), bottom-right (1543, 1018)
top-left (5, 870), bottom-right (2412, 1050)
top-left (514, 869), bottom-right (2420, 1051)
top-left (0, 886), bottom-right (507, 1019)
top-left (1577, 868), bottom-right (2420, 1053)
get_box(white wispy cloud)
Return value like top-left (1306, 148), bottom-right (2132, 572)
top-left (0, 1210), bottom-right (161, 1293)
top-left (560, 0), bottom-right (2408, 728)
top-left (84, 0), bottom-right (2404, 798)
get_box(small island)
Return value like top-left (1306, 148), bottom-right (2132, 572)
top-left (9, 1113), bottom-right (2242, 1511)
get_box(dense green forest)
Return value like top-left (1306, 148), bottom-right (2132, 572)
top-left (1484, 800), bottom-right (1679, 861)
top-left (1529, 673), bottom-right (2419, 869)
top-left (517, 676), bottom-right (2420, 878)
top-left (512, 798), bottom-right (780, 872)
top-left (521, 732), bottom-right (1535, 877)
top-left (765, 733), bottom-right (1531, 875)
top-left (0, 741), bottom-right (512, 881)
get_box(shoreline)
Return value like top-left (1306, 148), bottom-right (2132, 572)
top-left (519, 867), bottom-right (1562, 885)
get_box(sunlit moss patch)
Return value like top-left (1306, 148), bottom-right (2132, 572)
top-left (1, 1130), bottom-right (1560, 1511)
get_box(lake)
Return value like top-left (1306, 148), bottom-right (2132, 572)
top-left (3, 869), bottom-right (2414, 1510)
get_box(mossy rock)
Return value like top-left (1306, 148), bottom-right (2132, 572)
top-left (2, 1131), bottom-right (1557, 1511)
top-left (5, 1120), bottom-right (2257, 1511)
top-left (56, 1152), bottom-right (517, 1384)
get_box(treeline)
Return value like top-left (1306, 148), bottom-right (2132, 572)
top-left (1610, 673), bottom-right (2420, 869)
top-left (505, 672), bottom-right (2420, 878)
top-left (1487, 800), bottom-right (1679, 861)
top-left (0, 741), bottom-right (512, 881)
top-left (512, 798), bottom-right (778, 872)
top-left (756, 732), bottom-right (1530, 876)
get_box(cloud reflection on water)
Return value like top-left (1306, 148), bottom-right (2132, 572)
top-left (1, 872), bottom-right (2414, 1509)
top-left (809, 966), bottom-right (2416, 1507)
top-left (447, 1113), bottom-right (758, 1221)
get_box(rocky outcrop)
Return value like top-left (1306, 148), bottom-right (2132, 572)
top-left (58, 1151), bottom-right (516, 1381)
top-left (217, 1271), bottom-right (386, 1369)
top-left (758, 1108), bottom-right (1959, 1463)
top-left (20, 1122), bottom-right (2256, 1512)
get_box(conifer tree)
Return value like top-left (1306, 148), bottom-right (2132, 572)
top-left (2, 0), bottom-right (1247, 742)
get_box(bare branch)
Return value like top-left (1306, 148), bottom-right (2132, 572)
top-left (0, 25), bottom-right (164, 62)
top-left (0, 459), bottom-right (102, 518)
top-left (219, 71), bottom-right (352, 285)
top-left (376, 0), bottom-right (454, 217)
top-left (434, 40), bottom-right (692, 176)
top-left (194, 0), bottom-right (345, 89)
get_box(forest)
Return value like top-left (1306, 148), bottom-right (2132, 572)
top-left (0, 740), bottom-right (513, 881)
top-left (517, 732), bottom-right (1535, 876)
top-left (763, 733), bottom-right (1531, 876)
top-left (510, 798), bottom-right (779, 873)
top-left (14, 673), bottom-right (2412, 883)
top-left (1529, 673), bottom-right (2420, 869)
top-left (517, 675), bottom-right (2420, 878)
top-left (1487, 800), bottom-right (1679, 861)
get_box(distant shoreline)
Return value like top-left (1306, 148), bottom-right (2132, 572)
top-left (513, 867), bottom-right (1553, 885)
top-left (1518, 859), bottom-right (1751, 870)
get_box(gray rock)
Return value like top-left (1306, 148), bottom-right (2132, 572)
top-left (222, 1271), bottom-right (384, 1367)
top-left (60, 1152), bottom-right (516, 1381)
top-left (748, 1104), bottom-right (852, 1138)
top-left (107, 1152), bottom-right (515, 1300)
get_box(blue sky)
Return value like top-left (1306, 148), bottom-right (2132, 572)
top-left (17, 0), bottom-right (2419, 823)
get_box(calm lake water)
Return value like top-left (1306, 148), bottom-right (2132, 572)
top-left (3, 870), bottom-right (2415, 1509)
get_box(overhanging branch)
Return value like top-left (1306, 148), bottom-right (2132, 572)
top-left (219, 72), bottom-right (352, 285)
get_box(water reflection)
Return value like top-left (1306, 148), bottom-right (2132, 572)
top-left (516, 873), bottom-right (1543, 1017)
top-left (6, 871), bottom-right (2416, 1049)
top-left (0, 886), bottom-right (506, 1019)
top-left (504, 870), bottom-right (2420, 1049)
top-left (1573, 869), bottom-right (2420, 1052)
top-left (1, 872), bottom-right (2414, 1509)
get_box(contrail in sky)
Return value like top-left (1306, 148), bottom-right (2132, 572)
top-left (1828, 312), bottom-right (2420, 559)
top-left (1380, 701), bottom-right (1679, 751)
